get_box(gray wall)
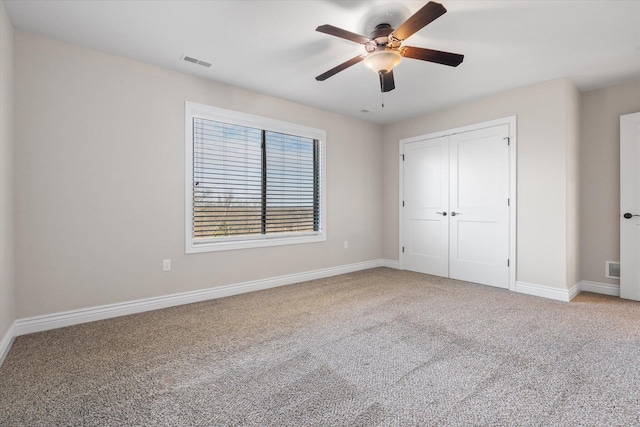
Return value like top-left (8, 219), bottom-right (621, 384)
top-left (0, 0), bottom-right (15, 343)
top-left (382, 78), bottom-right (580, 290)
top-left (14, 31), bottom-right (383, 319)
top-left (8, 24), bottom-right (640, 323)
top-left (580, 79), bottom-right (640, 286)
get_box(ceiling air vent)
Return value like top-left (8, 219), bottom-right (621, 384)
top-left (182, 55), bottom-right (211, 68)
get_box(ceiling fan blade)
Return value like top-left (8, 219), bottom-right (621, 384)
top-left (379, 70), bottom-right (396, 93)
top-left (391, 1), bottom-right (447, 41)
top-left (315, 55), bottom-right (365, 81)
top-left (316, 24), bottom-right (371, 45)
top-left (401, 46), bottom-right (464, 67)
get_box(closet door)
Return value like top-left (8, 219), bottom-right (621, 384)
top-left (449, 125), bottom-right (510, 288)
top-left (402, 136), bottom-right (449, 277)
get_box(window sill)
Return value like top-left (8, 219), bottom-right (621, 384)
top-left (186, 232), bottom-right (326, 254)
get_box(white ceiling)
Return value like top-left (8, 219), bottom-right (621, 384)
top-left (4, 0), bottom-right (640, 124)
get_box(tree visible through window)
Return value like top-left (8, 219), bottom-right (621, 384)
top-left (192, 118), bottom-right (320, 241)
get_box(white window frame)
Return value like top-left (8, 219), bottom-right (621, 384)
top-left (185, 101), bottom-right (327, 253)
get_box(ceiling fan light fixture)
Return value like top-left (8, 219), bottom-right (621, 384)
top-left (363, 49), bottom-right (403, 74)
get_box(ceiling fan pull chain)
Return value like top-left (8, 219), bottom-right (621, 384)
top-left (379, 72), bottom-right (385, 107)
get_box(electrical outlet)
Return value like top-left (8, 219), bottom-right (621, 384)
top-left (163, 259), bottom-right (171, 272)
top-left (344, 241), bottom-right (349, 249)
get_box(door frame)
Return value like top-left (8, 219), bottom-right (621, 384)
top-left (399, 116), bottom-right (517, 291)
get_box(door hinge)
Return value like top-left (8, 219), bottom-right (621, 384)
top-left (508, 198), bottom-right (510, 206)
top-left (504, 136), bottom-right (510, 146)
top-left (507, 259), bottom-right (510, 267)
top-left (402, 201), bottom-right (405, 207)
top-left (402, 246), bottom-right (405, 253)
top-left (401, 154), bottom-right (405, 161)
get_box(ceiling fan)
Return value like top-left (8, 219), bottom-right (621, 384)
top-left (315, 1), bottom-right (464, 94)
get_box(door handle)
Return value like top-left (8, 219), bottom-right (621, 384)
top-left (624, 213), bottom-right (640, 219)
top-left (436, 211), bottom-right (447, 216)
top-left (451, 212), bottom-right (459, 216)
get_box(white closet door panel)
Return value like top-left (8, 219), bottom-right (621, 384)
top-left (449, 125), bottom-right (510, 288)
top-left (403, 137), bottom-right (449, 277)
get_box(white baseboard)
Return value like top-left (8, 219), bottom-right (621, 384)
top-left (515, 281), bottom-right (572, 302)
top-left (0, 323), bottom-right (16, 366)
top-left (382, 259), bottom-right (400, 269)
top-left (568, 283), bottom-right (581, 301)
top-left (578, 280), bottom-right (620, 297)
top-left (515, 280), bottom-right (621, 302)
top-left (14, 259), bottom-right (385, 337)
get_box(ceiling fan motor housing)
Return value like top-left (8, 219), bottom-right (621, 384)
top-left (367, 24), bottom-right (400, 52)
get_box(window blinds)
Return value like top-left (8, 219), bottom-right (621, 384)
top-left (193, 117), bottom-right (319, 240)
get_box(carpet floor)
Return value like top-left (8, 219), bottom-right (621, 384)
top-left (1, 268), bottom-right (640, 426)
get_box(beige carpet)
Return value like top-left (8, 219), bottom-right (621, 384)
top-left (1, 268), bottom-right (640, 426)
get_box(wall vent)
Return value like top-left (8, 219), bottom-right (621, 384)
top-left (181, 55), bottom-right (212, 68)
top-left (606, 261), bottom-right (620, 279)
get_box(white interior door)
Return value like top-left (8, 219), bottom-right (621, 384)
top-left (402, 136), bottom-right (449, 277)
top-left (401, 123), bottom-right (511, 289)
top-left (620, 112), bottom-right (640, 301)
top-left (449, 125), bottom-right (510, 288)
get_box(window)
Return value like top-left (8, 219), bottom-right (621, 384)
top-left (185, 102), bottom-right (326, 253)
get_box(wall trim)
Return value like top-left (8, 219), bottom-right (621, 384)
top-left (14, 260), bottom-right (385, 337)
top-left (0, 323), bottom-right (16, 366)
top-left (515, 281), bottom-right (572, 302)
top-left (382, 259), bottom-right (400, 269)
top-left (515, 280), bottom-right (622, 302)
top-left (578, 280), bottom-right (620, 297)
top-left (568, 283), bottom-right (581, 301)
